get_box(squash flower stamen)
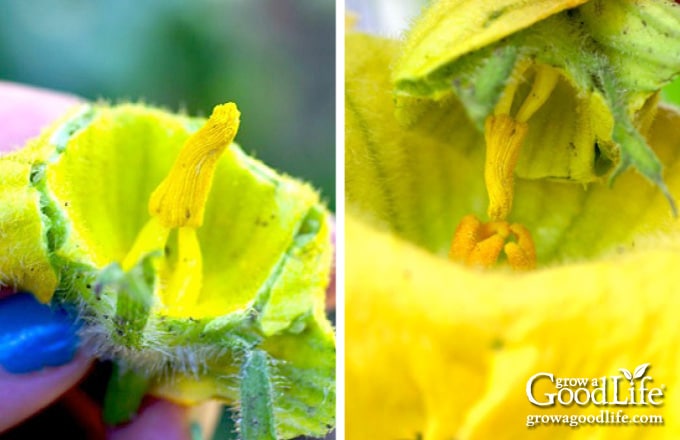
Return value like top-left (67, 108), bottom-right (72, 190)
top-left (122, 103), bottom-right (240, 313)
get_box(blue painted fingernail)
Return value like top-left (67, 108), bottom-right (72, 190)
top-left (0, 293), bottom-right (80, 374)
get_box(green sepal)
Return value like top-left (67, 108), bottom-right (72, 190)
top-left (578, 0), bottom-right (680, 108)
top-left (97, 258), bottom-right (155, 349)
top-left (597, 67), bottom-right (678, 215)
top-left (449, 45), bottom-right (518, 130)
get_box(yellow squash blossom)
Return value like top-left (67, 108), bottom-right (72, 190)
top-left (346, 0), bottom-right (680, 438)
top-left (0, 102), bottom-right (334, 438)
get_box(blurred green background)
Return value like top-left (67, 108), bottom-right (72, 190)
top-left (0, 1), bottom-right (334, 439)
top-left (662, 76), bottom-right (680, 107)
top-left (0, 0), bottom-right (335, 210)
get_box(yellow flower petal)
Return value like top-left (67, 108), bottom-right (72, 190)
top-left (0, 159), bottom-right (58, 301)
top-left (348, 213), bottom-right (680, 439)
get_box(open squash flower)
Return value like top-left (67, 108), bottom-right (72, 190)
top-left (347, 0), bottom-right (680, 438)
top-left (0, 102), bottom-right (335, 438)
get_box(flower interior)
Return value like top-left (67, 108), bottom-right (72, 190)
top-left (347, 34), bottom-right (680, 269)
top-left (37, 103), bottom-right (322, 319)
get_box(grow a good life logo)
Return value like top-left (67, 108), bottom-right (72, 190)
top-left (527, 363), bottom-right (664, 407)
top-left (525, 363), bottom-right (666, 428)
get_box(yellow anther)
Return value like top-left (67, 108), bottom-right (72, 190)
top-left (149, 103), bottom-right (240, 229)
top-left (449, 215), bottom-right (537, 270)
top-left (484, 115), bottom-right (528, 221)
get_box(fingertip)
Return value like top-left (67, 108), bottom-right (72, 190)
top-left (0, 353), bottom-right (92, 432)
top-left (0, 81), bottom-right (81, 152)
top-left (109, 398), bottom-right (192, 440)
